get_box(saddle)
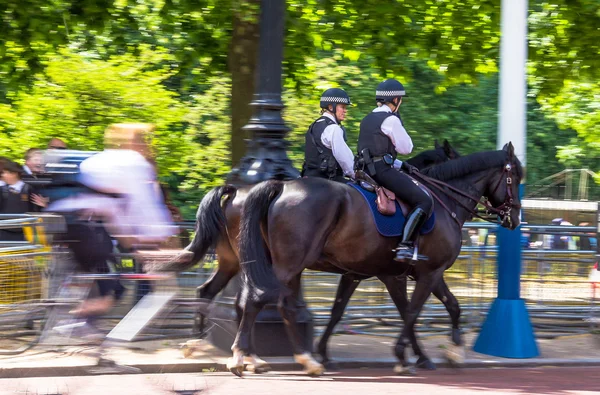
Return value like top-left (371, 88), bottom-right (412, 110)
top-left (354, 170), bottom-right (429, 217)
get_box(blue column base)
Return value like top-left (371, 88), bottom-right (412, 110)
top-left (473, 298), bottom-right (539, 358)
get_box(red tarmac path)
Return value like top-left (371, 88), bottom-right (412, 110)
top-left (2, 367), bottom-right (598, 395)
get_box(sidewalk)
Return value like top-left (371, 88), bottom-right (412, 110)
top-left (1, 331), bottom-right (599, 378)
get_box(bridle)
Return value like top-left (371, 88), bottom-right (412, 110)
top-left (413, 160), bottom-right (520, 228)
top-left (484, 162), bottom-right (521, 228)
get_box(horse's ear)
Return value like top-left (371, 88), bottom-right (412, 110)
top-left (434, 139), bottom-right (441, 149)
top-left (443, 139), bottom-right (451, 151)
top-left (506, 142), bottom-right (515, 157)
top-left (502, 143), bottom-right (509, 151)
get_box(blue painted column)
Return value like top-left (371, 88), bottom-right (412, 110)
top-left (473, 0), bottom-right (539, 358)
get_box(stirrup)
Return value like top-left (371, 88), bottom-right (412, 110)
top-left (394, 244), bottom-right (428, 263)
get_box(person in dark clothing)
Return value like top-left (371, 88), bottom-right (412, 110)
top-left (302, 88), bottom-right (355, 183)
top-left (357, 79), bottom-right (433, 263)
top-left (56, 219), bottom-right (125, 317)
top-left (0, 160), bottom-right (44, 242)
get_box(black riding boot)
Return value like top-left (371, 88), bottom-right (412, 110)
top-left (394, 207), bottom-right (429, 262)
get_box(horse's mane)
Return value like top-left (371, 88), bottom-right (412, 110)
top-left (422, 150), bottom-right (518, 181)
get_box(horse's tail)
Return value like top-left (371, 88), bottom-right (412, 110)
top-left (153, 185), bottom-right (236, 272)
top-left (238, 180), bottom-right (283, 301)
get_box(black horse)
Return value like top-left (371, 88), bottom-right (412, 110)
top-left (230, 143), bottom-right (523, 376)
top-left (154, 141), bottom-right (462, 369)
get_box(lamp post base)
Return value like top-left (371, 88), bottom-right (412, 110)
top-left (206, 275), bottom-right (313, 356)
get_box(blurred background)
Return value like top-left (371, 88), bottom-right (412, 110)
top-left (0, 1), bottom-right (598, 360)
top-left (0, 0), bottom-right (597, 220)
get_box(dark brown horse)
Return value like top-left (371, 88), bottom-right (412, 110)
top-left (230, 143), bottom-right (523, 376)
top-left (157, 141), bottom-right (460, 369)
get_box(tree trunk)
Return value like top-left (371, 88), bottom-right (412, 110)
top-left (229, 1), bottom-right (260, 167)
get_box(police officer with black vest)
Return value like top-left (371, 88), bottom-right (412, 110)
top-left (302, 88), bottom-right (355, 183)
top-left (357, 79), bottom-right (433, 262)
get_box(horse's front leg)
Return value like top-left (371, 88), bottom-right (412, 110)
top-left (317, 274), bottom-right (363, 369)
top-left (379, 275), bottom-right (435, 370)
top-left (279, 274), bottom-right (324, 376)
top-left (393, 271), bottom-right (441, 375)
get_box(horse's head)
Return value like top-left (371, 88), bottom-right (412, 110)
top-left (411, 140), bottom-right (461, 170)
top-left (483, 142), bottom-right (523, 230)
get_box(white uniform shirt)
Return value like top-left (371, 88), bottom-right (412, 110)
top-left (6, 180), bottom-right (25, 193)
top-left (319, 112), bottom-right (355, 177)
top-left (47, 149), bottom-right (176, 244)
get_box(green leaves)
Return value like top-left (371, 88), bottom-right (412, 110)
top-left (0, 47), bottom-right (189, 169)
top-left (0, 0), bottom-right (598, 213)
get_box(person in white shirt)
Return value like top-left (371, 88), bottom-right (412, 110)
top-left (47, 124), bottom-right (176, 323)
top-left (302, 88), bottom-right (355, 183)
top-left (357, 79), bottom-right (433, 263)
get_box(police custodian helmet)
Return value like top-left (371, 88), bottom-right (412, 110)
top-left (375, 79), bottom-right (407, 103)
top-left (320, 88), bottom-right (352, 109)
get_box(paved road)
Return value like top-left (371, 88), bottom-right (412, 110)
top-left (3, 367), bottom-right (597, 395)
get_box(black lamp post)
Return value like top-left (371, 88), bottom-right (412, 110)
top-left (207, 0), bottom-right (313, 357)
top-left (226, 0), bottom-right (300, 185)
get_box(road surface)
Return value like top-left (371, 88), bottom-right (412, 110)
top-left (3, 367), bottom-right (597, 395)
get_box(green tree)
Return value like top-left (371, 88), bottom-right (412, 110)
top-left (0, 47), bottom-right (191, 176)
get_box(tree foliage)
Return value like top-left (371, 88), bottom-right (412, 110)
top-left (0, 0), bottom-right (598, 214)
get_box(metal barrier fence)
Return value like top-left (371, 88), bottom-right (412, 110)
top-left (153, 222), bottom-right (598, 341)
top-left (0, 215), bottom-right (598, 352)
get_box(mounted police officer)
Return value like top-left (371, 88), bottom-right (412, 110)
top-left (302, 88), bottom-right (355, 183)
top-left (357, 79), bottom-right (433, 262)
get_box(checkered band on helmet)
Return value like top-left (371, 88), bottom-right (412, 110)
top-left (320, 88), bottom-right (352, 109)
top-left (375, 79), bottom-right (407, 102)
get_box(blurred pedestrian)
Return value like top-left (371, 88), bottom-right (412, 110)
top-left (49, 124), bottom-right (175, 328)
top-left (22, 148), bottom-right (44, 177)
top-left (47, 138), bottom-right (67, 150)
top-left (0, 160), bottom-right (45, 241)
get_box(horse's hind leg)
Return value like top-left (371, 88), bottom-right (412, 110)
top-left (379, 275), bottom-right (435, 371)
top-left (433, 277), bottom-right (465, 365)
top-left (317, 274), bottom-right (363, 369)
top-left (194, 259), bottom-right (238, 336)
top-left (228, 289), bottom-right (269, 377)
top-left (279, 274), bottom-right (325, 376)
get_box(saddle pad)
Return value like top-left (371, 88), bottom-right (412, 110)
top-left (348, 183), bottom-right (435, 237)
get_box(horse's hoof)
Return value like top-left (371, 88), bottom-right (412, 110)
top-left (323, 360), bottom-right (340, 371)
top-left (415, 356), bottom-right (436, 370)
top-left (252, 363), bottom-right (271, 374)
top-left (445, 344), bottom-right (465, 367)
top-left (227, 358), bottom-right (245, 377)
top-left (181, 345), bottom-right (193, 358)
top-left (394, 364), bottom-right (417, 376)
top-left (229, 366), bottom-right (244, 377)
top-left (295, 352), bottom-right (325, 377)
top-left (306, 363), bottom-right (325, 377)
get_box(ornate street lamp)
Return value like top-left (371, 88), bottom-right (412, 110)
top-left (208, 0), bottom-right (313, 357)
top-left (226, 0), bottom-right (300, 185)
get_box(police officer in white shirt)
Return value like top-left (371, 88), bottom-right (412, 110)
top-left (302, 88), bottom-right (355, 183)
top-left (357, 79), bottom-right (433, 263)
